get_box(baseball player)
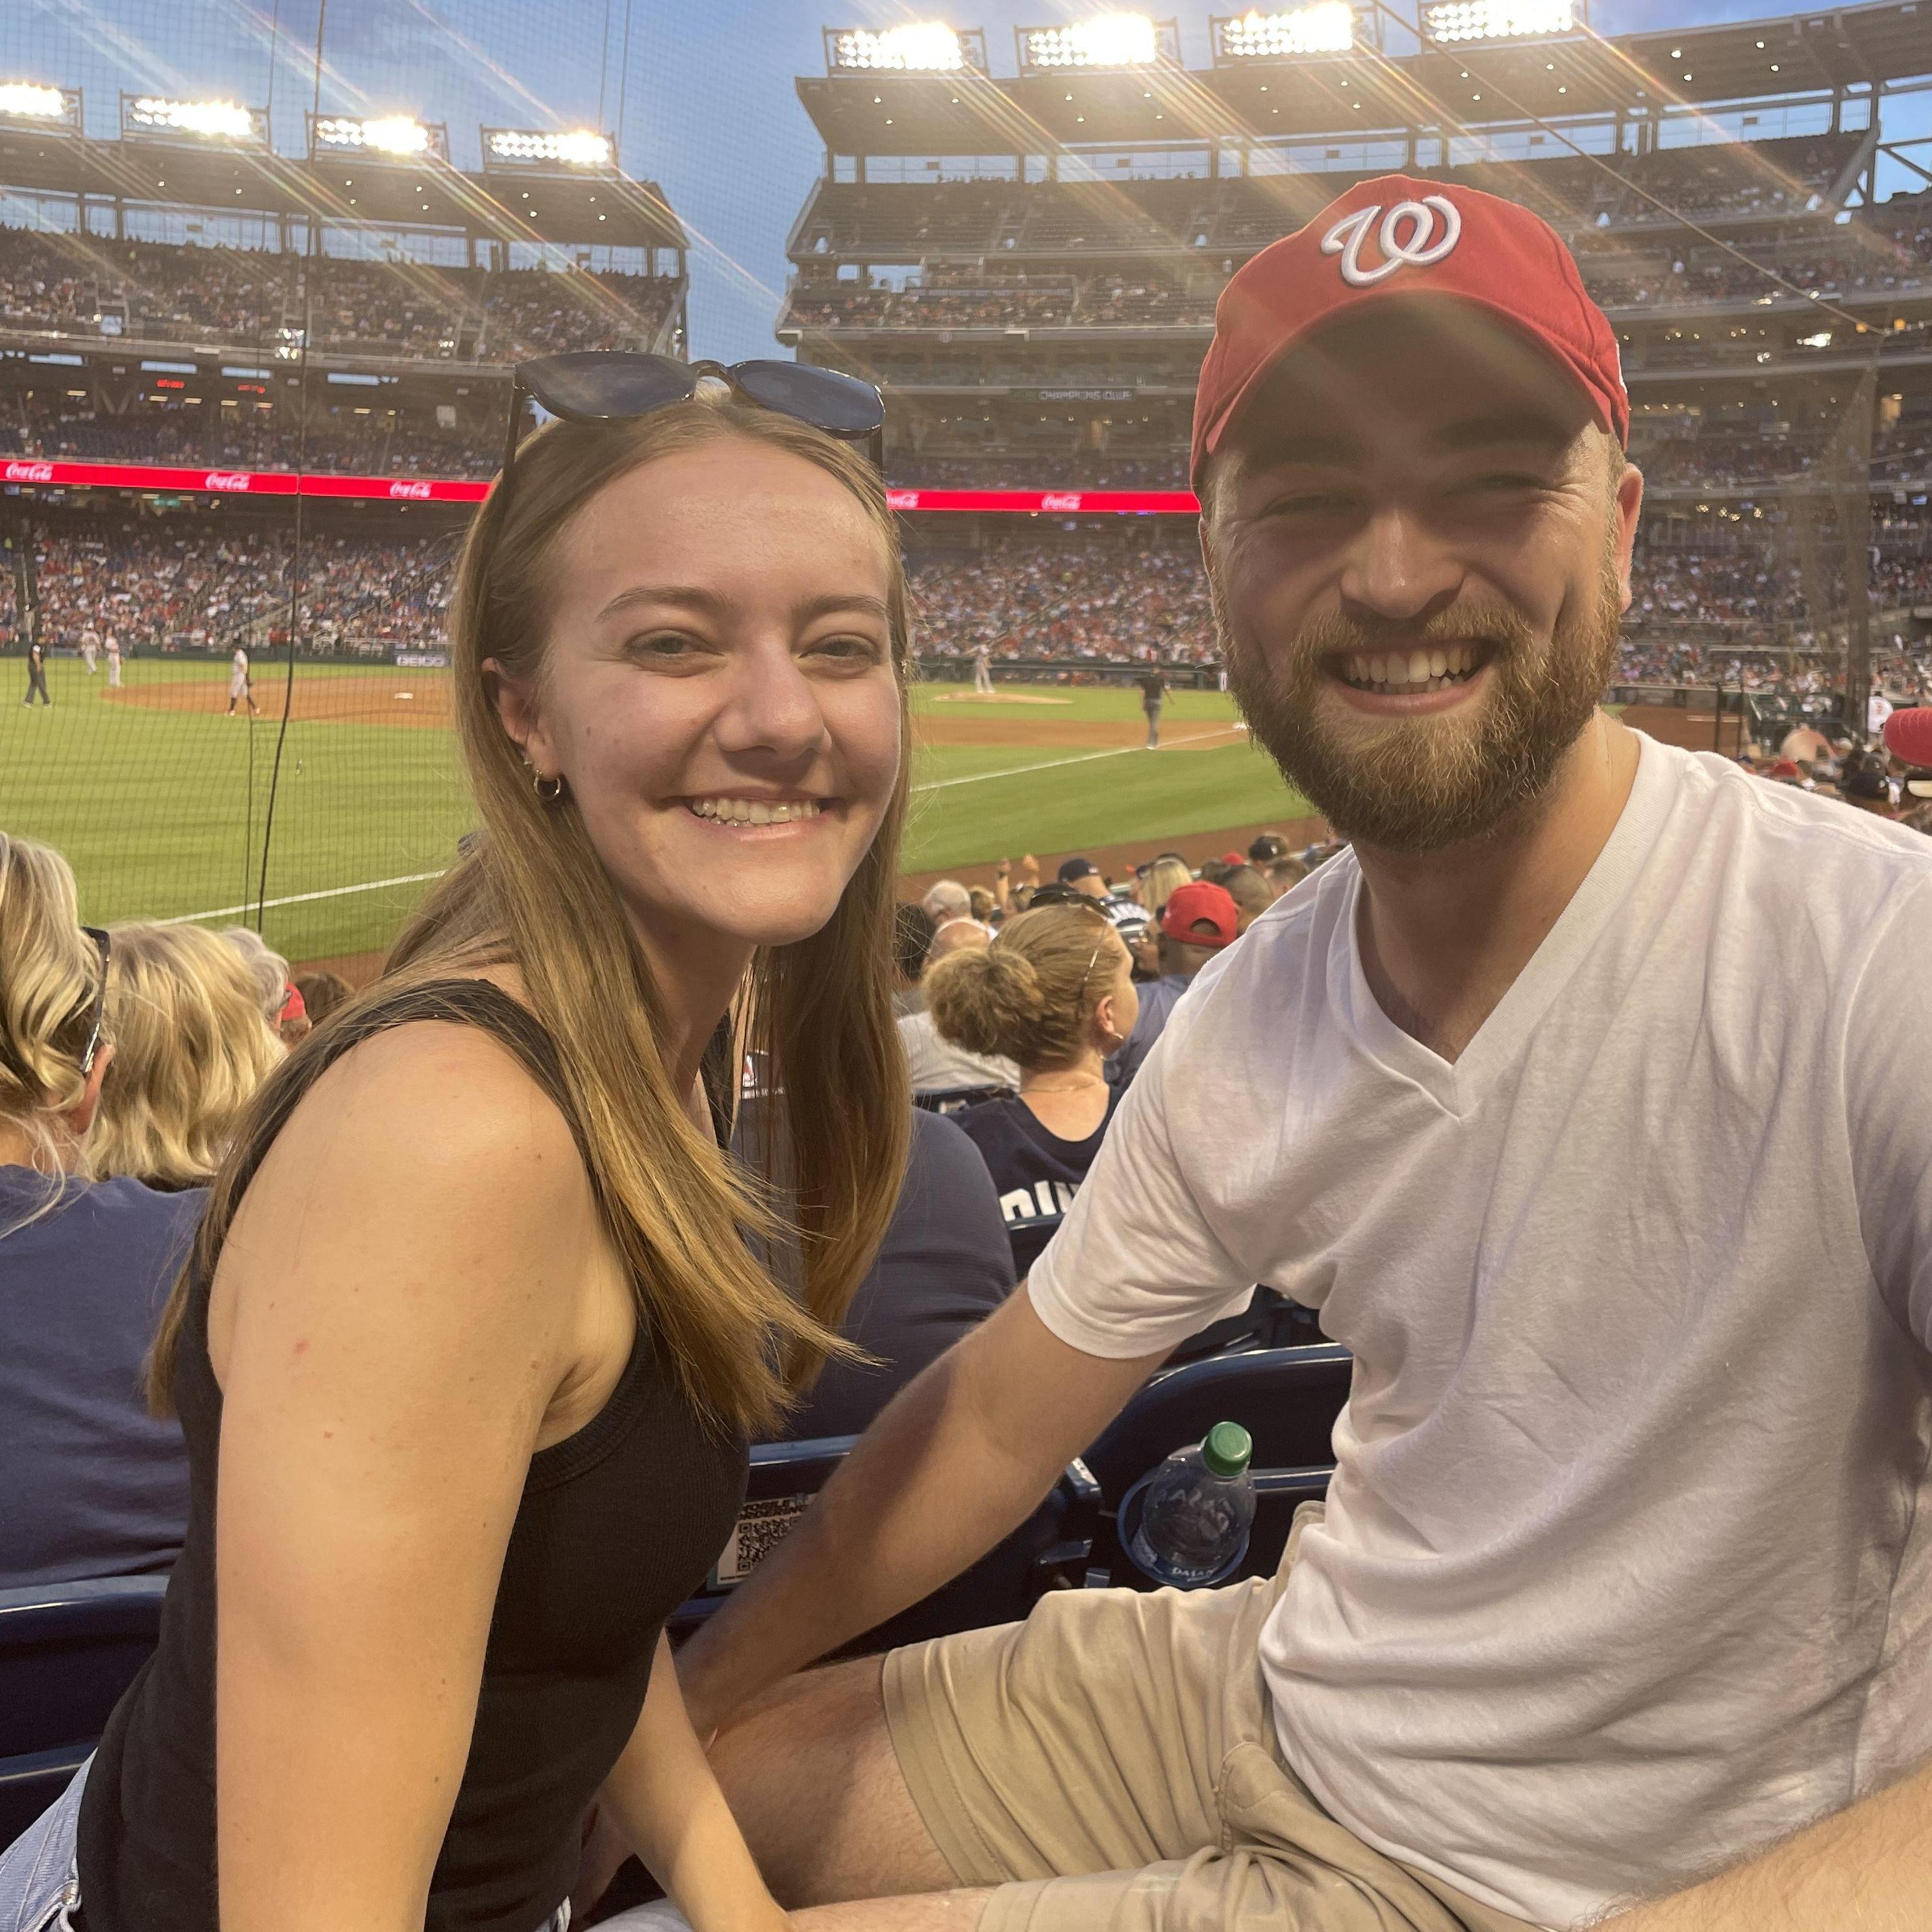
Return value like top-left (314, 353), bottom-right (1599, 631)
top-left (227, 645), bottom-right (260, 718)
top-left (105, 630), bottom-right (122, 688)
top-left (21, 637), bottom-right (49, 707)
top-left (79, 623), bottom-right (98, 675)
top-left (972, 642), bottom-right (995, 697)
top-left (1136, 666), bottom-right (1166, 748)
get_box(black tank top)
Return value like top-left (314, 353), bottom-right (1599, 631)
top-left (75, 979), bottom-right (749, 1932)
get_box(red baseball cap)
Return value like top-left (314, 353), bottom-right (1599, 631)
top-left (1159, 881), bottom-right (1240, 948)
top-left (1192, 173), bottom-right (1628, 486)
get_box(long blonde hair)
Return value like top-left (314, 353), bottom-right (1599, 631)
top-left (925, 902), bottom-right (1117, 1072)
top-left (0, 833), bottom-right (102, 1186)
top-left (1140, 856), bottom-right (1192, 926)
top-left (93, 923), bottom-right (284, 1190)
top-left (151, 399), bottom-right (912, 1436)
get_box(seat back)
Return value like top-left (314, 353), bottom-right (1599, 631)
top-left (1081, 1344), bottom-right (1353, 1587)
top-left (912, 1085), bottom-right (1010, 1117)
top-left (0, 1575), bottom-right (167, 1844)
top-left (669, 1435), bottom-right (1099, 1651)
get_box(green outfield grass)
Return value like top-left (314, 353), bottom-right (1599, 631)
top-left (0, 660), bottom-right (1305, 964)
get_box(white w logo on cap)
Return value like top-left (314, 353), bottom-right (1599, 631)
top-left (1320, 196), bottom-right (1463, 286)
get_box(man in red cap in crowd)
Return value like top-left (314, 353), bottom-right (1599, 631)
top-left (1103, 879), bottom-right (1240, 1092)
top-left (659, 177), bottom-right (1932, 1932)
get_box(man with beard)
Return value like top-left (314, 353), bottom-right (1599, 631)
top-left (648, 179), bottom-right (1932, 1932)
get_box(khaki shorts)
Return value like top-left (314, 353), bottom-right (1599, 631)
top-left (882, 1507), bottom-right (1538, 1932)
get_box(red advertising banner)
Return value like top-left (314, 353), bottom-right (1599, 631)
top-left (884, 486), bottom-right (1200, 514)
top-left (0, 458), bottom-right (1200, 515)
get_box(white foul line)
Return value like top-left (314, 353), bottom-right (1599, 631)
top-left (158, 724), bottom-right (1250, 926)
top-left (159, 870), bottom-right (448, 927)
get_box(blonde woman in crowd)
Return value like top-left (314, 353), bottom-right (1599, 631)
top-left (92, 923), bottom-right (284, 1192)
top-left (925, 899), bottom-right (1137, 1277)
top-left (0, 835), bottom-right (197, 1590)
top-left (1136, 853), bottom-right (1192, 927)
top-left (0, 358), bottom-right (909, 1932)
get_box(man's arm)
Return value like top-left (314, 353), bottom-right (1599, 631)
top-left (1604, 1759), bottom-right (1932, 1932)
top-left (677, 1287), bottom-right (1166, 1737)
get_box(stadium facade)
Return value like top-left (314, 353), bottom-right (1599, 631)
top-left (0, 6), bottom-right (1924, 733)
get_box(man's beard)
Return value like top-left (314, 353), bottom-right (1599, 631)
top-left (1216, 555), bottom-right (1625, 855)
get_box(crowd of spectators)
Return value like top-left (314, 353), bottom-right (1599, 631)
top-left (0, 227), bottom-right (678, 363)
top-left (23, 524), bottom-right (455, 657)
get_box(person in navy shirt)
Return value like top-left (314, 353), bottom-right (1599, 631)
top-left (923, 899), bottom-right (1137, 1277)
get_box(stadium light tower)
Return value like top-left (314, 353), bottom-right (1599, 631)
top-left (121, 93), bottom-right (268, 146)
top-left (308, 113), bottom-right (449, 160)
top-left (1016, 15), bottom-right (1181, 71)
top-left (825, 23), bottom-right (989, 73)
top-left (481, 127), bottom-right (615, 169)
top-left (1421, 0), bottom-right (1583, 45)
top-left (1212, 5), bottom-right (1358, 60)
top-left (0, 81), bottom-right (81, 134)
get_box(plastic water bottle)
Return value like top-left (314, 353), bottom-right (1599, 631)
top-left (1125, 1421), bottom-right (1256, 1587)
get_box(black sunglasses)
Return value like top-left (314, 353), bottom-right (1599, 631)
top-left (501, 352), bottom-right (887, 485)
top-left (77, 927), bottom-right (110, 1075)
top-left (0, 925), bottom-right (110, 1095)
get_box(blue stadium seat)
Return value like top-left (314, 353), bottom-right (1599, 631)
top-left (669, 1435), bottom-right (1099, 1653)
top-left (1079, 1344), bottom-right (1353, 1588)
top-left (0, 1575), bottom-right (167, 1845)
top-left (912, 1084), bottom-right (1012, 1117)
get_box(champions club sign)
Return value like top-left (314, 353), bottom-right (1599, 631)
top-left (0, 460), bottom-right (1204, 516)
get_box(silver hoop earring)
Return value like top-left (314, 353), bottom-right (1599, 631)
top-left (534, 771), bottom-right (566, 805)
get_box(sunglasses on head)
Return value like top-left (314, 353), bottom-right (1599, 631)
top-left (0, 925), bottom-right (110, 1096)
top-left (501, 352), bottom-right (887, 489)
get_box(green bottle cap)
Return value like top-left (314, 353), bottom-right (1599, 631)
top-left (1201, 1421), bottom-right (1252, 1479)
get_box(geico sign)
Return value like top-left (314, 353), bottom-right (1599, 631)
top-left (387, 481), bottom-right (433, 499)
top-left (205, 471), bottom-right (253, 492)
top-left (4, 462), bottom-right (55, 483)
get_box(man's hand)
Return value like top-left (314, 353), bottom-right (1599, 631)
top-left (1021, 853), bottom-right (1040, 886)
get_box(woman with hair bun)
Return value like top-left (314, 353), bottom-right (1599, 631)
top-left (925, 901), bottom-right (1138, 1276)
top-left (0, 834), bottom-right (199, 1590)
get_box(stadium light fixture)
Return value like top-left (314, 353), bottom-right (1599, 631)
top-left (1212, 5), bottom-right (1356, 60)
top-left (482, 127), bottom-right (614, 169)
top-left (122, 94), bottom-right (266, 145)
top-left (1422, 0), bottom-right (1581, 45)
top-left (310, 113), bottom-right (447, 160)
top-left (825, 23), bottom-right (988, 73)
top-left (1017, 15), bottom-right (1179, 71)
top-left (0, 81), bottom-right (81, 132)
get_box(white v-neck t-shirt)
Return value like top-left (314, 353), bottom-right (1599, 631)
top-left (1030, 736), bottom-right (1932, 1929)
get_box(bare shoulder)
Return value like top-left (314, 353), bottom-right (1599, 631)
top-left (214, 1006), bottom-right (601, 1377)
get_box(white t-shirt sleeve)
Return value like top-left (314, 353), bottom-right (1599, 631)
top-left (1028, 1014), bottom-right (1253, 1360)
top-left (1844, 872), bottom-right (1932, 1348)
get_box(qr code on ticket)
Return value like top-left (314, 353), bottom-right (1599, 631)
top-left (712, 1495), bottom-right (814, 1586)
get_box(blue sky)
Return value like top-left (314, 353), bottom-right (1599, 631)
top-left (0, 0), bottom-right (1899, 361)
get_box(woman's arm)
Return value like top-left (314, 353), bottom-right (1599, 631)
top-left (212, 1022), bottom-right (607, 1932)
top-left (593, 1635), bottom-right (788, 1931)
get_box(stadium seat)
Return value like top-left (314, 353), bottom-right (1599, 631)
top-left (0, 1575), bottom-right (167, 1845)
top-left (668, 1435), bottom-right (1100, 1653)
top-left (912, 1083), bottom-right (1012, 1117)
top-left (1079, 1344), bottom-right (1353, 1588)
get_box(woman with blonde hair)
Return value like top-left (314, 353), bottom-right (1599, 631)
top-left (92, 922), bottom-right (284, 1190)
top-left (0, 834), bottom-right (197, 1591)
top-left (0, 354), bottom-right (909, 1932)
top-left (925, 899), bottom-right (1138, 1277)
top-left (1137, 853), bottom-right (1192, 927)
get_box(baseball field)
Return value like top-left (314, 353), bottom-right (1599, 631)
top-left (0, 655), bottom-right (1309, 968)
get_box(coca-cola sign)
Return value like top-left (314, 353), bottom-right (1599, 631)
top-left (885, 490), bottom-right (922, 512)
top-left (1040, 492), bottom-right (1084, 511)
top-left (387, 481), bottom-right (433, 499)
top-left (205, 472), bottom-right (251, 492)
top-left (4, 462), bottom-right (55, 483)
